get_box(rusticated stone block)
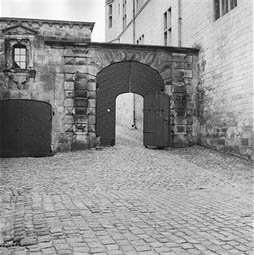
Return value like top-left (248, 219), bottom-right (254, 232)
top-left (172, 53), bottom-right (187, 61)
top-left (75, 90), bottom-right (88, 98)
top-left (72, 136), bottom-right (89, 151)
top-left (64, 65), bottom-right (87, 73)
top-left (75, 107), bottom-right (87, 115)
top-left (75, 81), bottom-right (88, 90)
top-left (64, 82), bottom-right (74, 90)
top-left (185, 62), bottom-right (193, 70)
top-left (173, 62), bottom-right (185, 69)
top-left (74, 98), bottom-right (88, 107)
top-left (75, 72), bottom-right (88, 80)
top-left (185, 70), bottom-right (193, 78)
top-left (74, 115), bottom-right (88, 124)
top-left (184, 78), bottom-right (192, 86)
top-left (64, 98), bottom-right (74, 107)
top-left (88, 115), bottom-right (95, 125)
top-left (64, 57), bottom-right (75, 65)
top-left (175, 125), bottom-right (186, 133)
top-left (173, 86), bottom-right (186, 93)
top-left (88, 132), bottom-right (97, 148)
top-left (65, 73), bottom-right (74, 82)
top-left (172, 77), bottom-right (185, 85)
top-left (186, 126), bottom-right (192, 134)
top-left (218, 138), bottom-right (225, 145)
top-left (88, 91), bottom-right (96, 99)
top-left (57, 143), bottom-right (71, 152)
top-left (241, 138), bottom-right (249, 146)
top-left (64, 107), bottom-right (74, 115)
top-left (74, 123), bottom-right (88, 133)
top-left (160, 69), bottom-right (172, 80)
top-left (88, 124), bottom-right (96, 132)
top-left (65, 90), bottom-right (74, 98)
top-left (87, 107), bottom-right (95, 115)
top-left (88, 99), bottom-right (95, 108)
top-left (174, 117), bottom-right (187, 125)
top-left (0, 90), bottom-right (10, 99)
top-left (76, 57), bottom-right (87, 65)
top-left (88, 82), bottom-right (96, 91)
top-left (186, 102), bottom-right (194, 109)
top-left (64, 124), bottom-right (73, 132)
top-left (64, 115), bottom-right (74, 124)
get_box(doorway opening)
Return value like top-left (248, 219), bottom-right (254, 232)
top-left (115, 93), bottom-right (143, 146)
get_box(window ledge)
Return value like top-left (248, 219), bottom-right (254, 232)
top-left (4, 68), bottom-right (36, 79)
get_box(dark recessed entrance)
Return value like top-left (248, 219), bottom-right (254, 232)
top-left (0, 99), bottom-right (52, 157)
top-left (96, 61), bottom-right (169, 147)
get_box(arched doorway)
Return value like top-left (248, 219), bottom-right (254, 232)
top-left (96, 61), bottom-right (167, 147)
top-left (115, 92), bottom-right (143, 146)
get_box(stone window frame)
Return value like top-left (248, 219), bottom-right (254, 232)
top-left (214, 0), bottom-right (237, 20)
top-left (5, 38), bottom-right (33, 71)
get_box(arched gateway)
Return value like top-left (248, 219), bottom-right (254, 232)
top-left (96, 61), bottom-right (169, 147)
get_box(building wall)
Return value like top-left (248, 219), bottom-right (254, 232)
top-left (0, 17), bottom-right (199, 153)
top-left (0, 18), bottom-right (95, 153)
top-left (105, 0), bottom-right (254, 159)
top-left (181, 0), bottom-right (253, 159)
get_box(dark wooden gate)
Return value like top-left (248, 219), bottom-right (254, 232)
top-left (0, 99), bottom-right (52, 157)
top-left (143, 93), bottom-right (170, 147)
top-left (96, 61), bottom-right (164, 146)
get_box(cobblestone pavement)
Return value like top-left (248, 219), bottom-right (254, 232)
top-left (0, 126), bottom-right (253, 255)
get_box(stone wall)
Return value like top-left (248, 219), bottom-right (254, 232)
top-left (59, 43), bottom-right (199, 149)
top-left (0, 17), bottom-right (199, 153)
top-left (181, 0), bottom-right (253, 159)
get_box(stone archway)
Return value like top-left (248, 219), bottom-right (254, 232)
top-left (96, 61), bottom-right (164, 146)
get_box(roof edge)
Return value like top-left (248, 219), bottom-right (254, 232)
top-left (0, 17), bottom-right (95, 31)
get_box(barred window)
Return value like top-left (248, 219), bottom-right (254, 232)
top-left (108, 4), bottom-right (113, 28)
top-left (214, 0), bottom-right (237, 20)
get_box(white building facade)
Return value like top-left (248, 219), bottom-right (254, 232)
top-left (105, 0), bottom-right (253, 159)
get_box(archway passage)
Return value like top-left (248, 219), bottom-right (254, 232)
top-left (115, 93), bottom-right (143, 146)
top-left (0, 99), bottom-right (52, 157)
top-left (96, 61), bottom-right (164, 146)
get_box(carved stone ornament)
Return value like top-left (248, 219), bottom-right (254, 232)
top-left (2, 24), bottom-right (38, 35)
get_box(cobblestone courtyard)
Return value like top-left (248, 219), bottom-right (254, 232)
top-left (0, 127), bottom-right (253, 255)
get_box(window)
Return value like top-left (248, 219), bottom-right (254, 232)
top-left (13, 44), bottom-right (27, 69)
top-left (163, 8), bottom-right (172, 46)
top-left (214, 0), bottom-right (237, 20)
top-left (108, 4), bottom-right (113, 28)
top-left (123, 0), bottom-right (127, 29)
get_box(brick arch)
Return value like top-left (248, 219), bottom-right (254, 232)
top-left (96, 60), bottom-right (164, 146)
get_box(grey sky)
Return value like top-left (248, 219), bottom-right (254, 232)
top-left (0, 0), bottom-right (105, 42)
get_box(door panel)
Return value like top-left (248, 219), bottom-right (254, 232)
top-left (0, 99), bottom-right (52, 157)
top-left (21, 100), bottom-right (52, 156)
top-left (143, 93), bottom-right (170, 147)
top-left (0, 100), bottom-right (22, 155)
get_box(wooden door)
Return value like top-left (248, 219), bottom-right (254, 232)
top-left (0, 99), bottom-right (52, 157)
top-left (143, 93), bottom-right (170, 147)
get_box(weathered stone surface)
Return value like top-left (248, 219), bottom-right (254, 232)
top-left (20, 237), bottom-right (37, 246)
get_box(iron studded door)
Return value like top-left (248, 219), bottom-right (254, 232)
top-left (0, 99), bottom-right (52, 157)
top-left (143, 93), bottom-right (170, 147)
